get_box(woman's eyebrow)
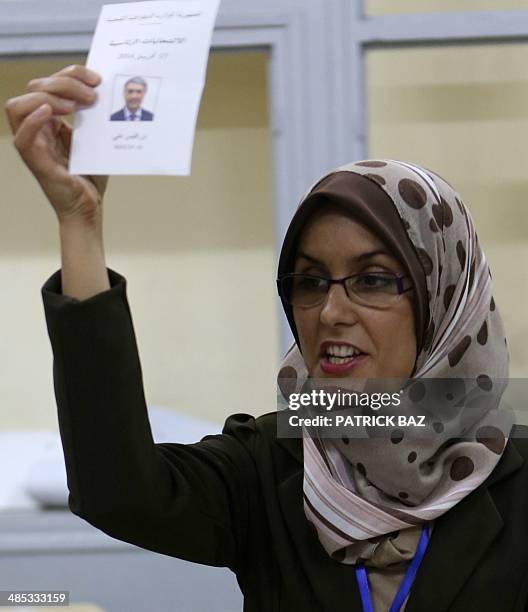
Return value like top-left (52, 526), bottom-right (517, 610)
top-left (296, 248), bottom-right (392, 264)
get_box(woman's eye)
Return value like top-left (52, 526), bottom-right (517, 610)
top-left (355, 273), bottom-right (392, 288)
top-left (297, 277), bottom-right (325, 290)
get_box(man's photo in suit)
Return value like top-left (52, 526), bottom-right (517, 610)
top-left (110, 77), bottom-right (154, 121)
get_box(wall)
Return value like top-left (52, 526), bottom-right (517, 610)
top-left (366, 0), bottom-right (528, 14)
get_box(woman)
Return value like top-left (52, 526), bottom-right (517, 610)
top-left (5, 65), bottom-right (528, 612)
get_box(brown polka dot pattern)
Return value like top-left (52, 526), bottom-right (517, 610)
top-left (357, 463), bottom-right (366, 476)
top-left (416, 248), bottom-right (433, 275)
top-left (476, 374), bottom-right (492, 391)
top-left (432, 203), bottom-right (444, 229)
top-left (456, 241), bottom-right (466, 270)
top-left (409, 381), bottom-right (426, 402)
top-left (408, 451), bottom-right (417, 463)
top-left (476, 426), bottom-right (505, 455)
top-left (399, 179), bottom-right (427, 209)
top-left (477, 321), bottom-right (488, 345)
top-left (448, 335), bottom-right (471, 367)
top-left (390, 429), bottom-right (404, 444)
top-left (444, 285), bottom-right (456, 311)
top-left (429, 218), bottom-right (439, 232)
top-left (441, 198), bottom-right (454, 227)
top-left (450, 456), bottom-right (474, 481)
top-left (490, 297), bottom-right (496, 311)
top-left (355, 161), bottom-right (387, 168)
top-left (398, 492), bottom-right (409, 500)
top-left (469, 260), bottom-right (475, 287)
top-left (430, 198), bottom-right (454, 230)
top-left (364, 173), bottom-right (386, 186)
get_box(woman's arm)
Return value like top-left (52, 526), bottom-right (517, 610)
top-left (6, 64), bottom-right (257, 572)
top-left (42, 269), bottom-right (257, 570)
top-left (4, 64), bottom-right (110, 299)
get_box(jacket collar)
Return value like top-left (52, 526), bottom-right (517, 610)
top-left (274, 421), bottom-right (524, 611)
top-left (276, 434), bottom-right (302, 464)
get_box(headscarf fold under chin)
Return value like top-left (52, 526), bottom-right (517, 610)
top-left (276, 159), bottom-right (512, 566)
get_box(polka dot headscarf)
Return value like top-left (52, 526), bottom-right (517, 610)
top-left (276, 159), bottom-right (513, 565)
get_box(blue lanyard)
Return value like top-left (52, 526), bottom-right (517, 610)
top-left (354, 523), bottom-right (430, 612)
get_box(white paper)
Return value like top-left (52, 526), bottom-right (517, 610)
top-left (69, 0), bottom-right (220, 176)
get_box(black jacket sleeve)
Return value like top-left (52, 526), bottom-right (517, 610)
top-left (41, 268), bottom-right (258, 572)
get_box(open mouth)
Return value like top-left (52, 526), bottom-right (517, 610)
top-left (319, 343), bottom-right (368, 372)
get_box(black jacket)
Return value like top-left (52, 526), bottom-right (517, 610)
top-left (42, 269), bottom-right (528, 611)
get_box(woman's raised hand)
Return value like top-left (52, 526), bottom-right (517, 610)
top-left (4, 64), bottom-right (107, 225)
top-left (5, 64), bottom-right (111, 299)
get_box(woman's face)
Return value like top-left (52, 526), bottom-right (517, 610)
top-left (293, 206), bottom-right (417, 379)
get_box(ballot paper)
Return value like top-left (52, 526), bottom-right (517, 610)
top-left (69, 0), bottom-right (220, 176)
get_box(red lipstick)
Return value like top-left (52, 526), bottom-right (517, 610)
top-left (319, 340), bottom-right (368, 374)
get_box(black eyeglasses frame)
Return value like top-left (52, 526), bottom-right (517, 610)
top-left (276, 272), bottom-right (414, 308)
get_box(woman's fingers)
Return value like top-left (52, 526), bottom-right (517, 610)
top-left (53, 114), bottom-right (72, 143)
top-left (5, 64), bottom-right (100, 136)
top-left (26, 75), bottom-right (98, 106)
top-left (51, 64), bottom-right (101, 87)
top-left (5, 91), bottom-right (75, 133)
top-left (4, 63), bottom-right (107, 223)
top-left (12, 104), bottom-right (65, 179)
top-left (13, 103), bottom-right (52, 154)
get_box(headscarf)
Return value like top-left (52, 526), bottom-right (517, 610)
top-left (276, 159), bottom-right (512, 565)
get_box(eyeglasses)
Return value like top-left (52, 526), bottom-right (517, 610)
top-left (277, 272), bottom-right (413, 308)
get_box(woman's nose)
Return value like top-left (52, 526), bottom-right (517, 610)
top-left (319, 283), bottom-right (360, 327)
